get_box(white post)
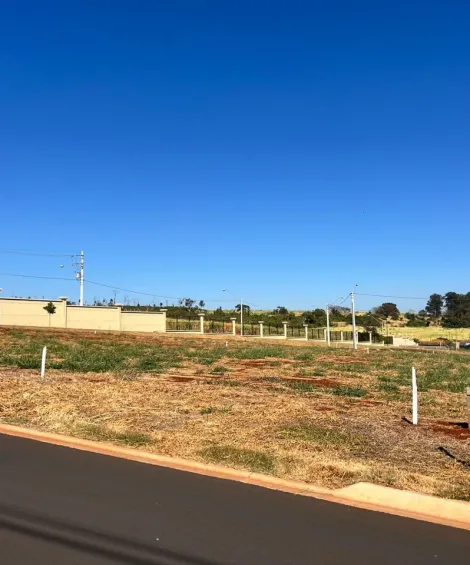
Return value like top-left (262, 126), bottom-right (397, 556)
top-left (231, 317), bottom-right (236, 336)
top-left (41, 346), bottom-right (47, 378)
top-left (369, 332), bottom-right (373, 344)
top-left (259, 321), bottom-right (264, 338)
top-left (282, 321), bottom-right (288, 339)
top-left (412, 367), bottom-right (418, 425)
top-left (326, 304), bottom-right (331, 346)
top-left (340, 331), bottom-right (344, 342)
top-left (304, 324), bottom-right (308, 341)
top-left (240, 298), bottom-right (243, 336)
top-left (351, 292), bottom-right (358, 350)
top-left (199, 313), bottom-right (205, 334)
top-left (79, 250), bottom-right (85, 306)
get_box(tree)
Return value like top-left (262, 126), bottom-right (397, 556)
top-left (235, 303), bottom-right (251, 314)
top-left (43, 301), bottom-right (56, 327)
top-left (198, 300), bottom-right (206, 309)
top-left (374, 302), bottom-right (400, 320)
top-left (273, 306), bottom-right (289, 316)
top-left (360, 313), bottom-right (382, 333)
top-left (425, 294), bottom-right (443, 318)
top-left (303, 309), bottom-right (327, 327)
top-left (442, 292), bottom-right (470, 328)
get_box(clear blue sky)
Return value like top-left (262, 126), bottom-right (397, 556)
top-left (1, 1), bottom-right (469, 312)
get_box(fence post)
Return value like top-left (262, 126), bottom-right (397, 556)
top-left (282, 321), bottom-right (288, 339)
top-left (467, 388), bottom-right (470, 426)
top-left (304, 324), bottom-right (308, 341)
top-left (369, 332), bottom-right (372, 344)
top-left (199, 313), bottom-right (205, 334)
top-left (323, 328), bottom-right (327, 342)
top-left (41, 346), bottom-right (47, 378)
top-left (259, 321), bottom-right (264, 338)
top-left (231, 317), bottom-right (237, 336)
top-left (340, 331), bottom-right (344, 342)
top-left (412, 367), bottom-right (418, 425)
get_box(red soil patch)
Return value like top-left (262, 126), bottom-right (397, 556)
top-left (170, 376), bottom-right (196, 383)
top-left (313, 405), bottom-right (334, 412)
top-left (359, 400), bottom-right (385, 407)
top-left (430, 421), bottom-right (470, 440)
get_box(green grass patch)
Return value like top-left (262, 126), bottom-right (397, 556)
top-left (75, 424), bottom-right (153, 448)
top-left (199, 445), bottom-right (276, 474)
top-left (283, 380), bottom-right (317, 393)
top-left (227, 346), bottom-right (287, 360)
top-left (207, 379), bottom-right (242, 387)
top-left (331, 386), bottom-right (367, 398)
top-left (210, 365), bottom-right (231, 375)
top-left (200, 407), bottom-right (216, 415)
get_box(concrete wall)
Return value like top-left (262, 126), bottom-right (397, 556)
top-left (66, 305), bottom-right (121, 331)
top-left (391, 337), bottom-right (418, 347)
top-left (121, 311), bottom-right (166, 333)
top-left (0, 298), bottom-right (67, 328)
top-left (0, 297), bottom-right (166, 333)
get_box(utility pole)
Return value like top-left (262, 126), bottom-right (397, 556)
top-left (240, 298), bottom-right (243, 336)
top-left (326, 304), bottom-right (331, 346)
top-left (351, 291), bottom-right (358, 350)
top-left (73, 251), bottom-right (85, 306)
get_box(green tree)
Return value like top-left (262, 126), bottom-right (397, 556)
top-left (374, 302), bottom-right (400, 320)
top-left (273, 306), bottom-right (289, 316)
top-left (235, 303), bottom-right (251, 314)
top-left (303, 309), bottom-right (327, 327)
top-left (425, 293), bottom-right (443, 318)
top-left (43, 301), bottom-right (56, 327)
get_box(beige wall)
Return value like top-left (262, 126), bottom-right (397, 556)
top-left (121, 311), bottom-right (166, 333)
top-left (0, 298), bottom-right (166, 333)
top-left (66, 305), bottom-right (121, 331)
top-left (0, 298), bottom-right (67, 328)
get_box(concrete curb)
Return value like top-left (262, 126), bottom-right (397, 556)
top-left (1, 423), bottom-right (469, 531)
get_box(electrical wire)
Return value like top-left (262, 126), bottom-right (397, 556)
top-left (355, 293), bottom-right (427, 300)
top-left (0, 248), bottom-right (75, 258)
top-left (0, 272), bottom-right (76, 282)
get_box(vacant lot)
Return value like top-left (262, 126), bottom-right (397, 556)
top-left (0, 327), bottom-right (469, 500)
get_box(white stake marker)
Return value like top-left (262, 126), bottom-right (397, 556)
top-left (412, 366), bottom-right (418, 425)
top-left (41, 346), bottom-right (47, 378)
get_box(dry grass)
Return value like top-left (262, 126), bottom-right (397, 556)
top-left (0, 327), bottom-right (469, 500)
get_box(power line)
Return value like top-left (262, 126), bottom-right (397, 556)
top-left (355, 293), bottom-right (427, 300)
top-left (0, 272), bottom-right (75, 282)
top-left (0, 248), bottom-right (75, 258)
top-left (84, 279), bottom-right (182, 301)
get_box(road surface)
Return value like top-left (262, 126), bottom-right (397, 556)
top-left (0, 434), bottom-right (469, 564)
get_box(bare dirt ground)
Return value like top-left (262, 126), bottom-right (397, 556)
top-left (0, 327), bottom-right (469, 499)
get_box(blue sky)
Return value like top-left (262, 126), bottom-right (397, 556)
top-left (1, 1), bottom-right (469, 312)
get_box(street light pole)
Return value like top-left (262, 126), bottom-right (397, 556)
top-left (79, 250), bottom-right (85, 306)
top-left (351, 291), bottom-right (358, 350)
top-left (326, 303), bottom-right (331, 346)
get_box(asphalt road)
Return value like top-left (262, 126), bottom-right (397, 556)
top-left (0, 434), bottom-right (469, 564)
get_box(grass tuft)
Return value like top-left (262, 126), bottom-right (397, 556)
top-left (199, 445), bottom-right (276, 474)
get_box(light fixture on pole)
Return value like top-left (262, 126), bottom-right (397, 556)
top-left (223, 289), bottom-right (243, 336)
top-left (351, 284), bottom-right (359, 350)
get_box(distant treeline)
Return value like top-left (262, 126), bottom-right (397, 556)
top-left (90, 292), bottom-right (470, 329)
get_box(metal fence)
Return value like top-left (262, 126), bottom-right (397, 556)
top-left (205, 320), bottom-right (232, 334)
top-left (288, 326), bottom-right (305, 338)
top-left (264, 324), bottom-right (284, 337)
top-left (242, 323), bottom-right (261, 336)
top-left (309, 328), bottom-right (325, 340)
top-left (166, 317), bottom-right (200, 332)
